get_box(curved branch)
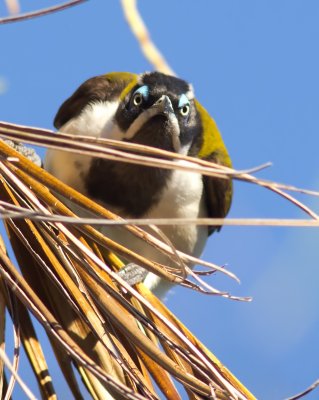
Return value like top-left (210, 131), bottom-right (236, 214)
top-left (0, 0), bottom-right (86, 25)
top-left (121, 0), bottom-right (175, 75)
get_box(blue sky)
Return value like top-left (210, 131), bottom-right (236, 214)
top-left (1, 1), bottom-right (319, 399)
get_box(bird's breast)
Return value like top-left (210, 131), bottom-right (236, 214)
top-left (146, 168), bottom-right (208, 256)
top-left (101, 168), bottom-right (208, 259)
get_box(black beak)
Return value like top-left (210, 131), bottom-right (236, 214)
top-left (151, 95), bottom-right (175, 116)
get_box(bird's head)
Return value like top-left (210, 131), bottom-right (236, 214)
top-left (113, 71), bottom-right (201, 155)
top-left (54, 71), bottom-right (229, 163)
top-left (51, 71), bottom-right (232, 221)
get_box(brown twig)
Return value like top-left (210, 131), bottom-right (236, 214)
top-left (0, 0), bottom-right (86, 25)
top-left (121, 0), bottom-right (175, 75)
top-left (2, 202), bottom-right (319, 228)
top-left (4, 0), bottom-right (20, 15)
top-left (0, 144), bottom-right (255, 398)
top-left (285, 379), bottom-right (319, 400)
top-left (0, 348), bottom-right (36, 400)
top-left (1, 121), bottom-right (318, 220)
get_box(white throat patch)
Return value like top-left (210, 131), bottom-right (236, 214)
top-left (60, 101), bottom-right (123, 140)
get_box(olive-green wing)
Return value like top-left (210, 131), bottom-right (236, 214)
top-left (202, 153), bottom-right (233, 235)
top-left (195, 100), bottom-right (233, 235)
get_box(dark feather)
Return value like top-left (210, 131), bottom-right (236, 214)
top-left (203, 151), bottom-right (233, 235)
top-left (54, 73), bottom-right (136, 129)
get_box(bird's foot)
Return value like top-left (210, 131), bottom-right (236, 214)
top-left (3, 139), bottom-right (42, 166)
top-left (117, 263), bottom-right (148, 286)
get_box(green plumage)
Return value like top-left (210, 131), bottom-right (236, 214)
top-left (195, 100), bottom-right (232, 233)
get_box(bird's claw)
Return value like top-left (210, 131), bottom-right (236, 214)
top-left (3, 139), bottom-right (42, 167)
top-left (117, 263), bottom-right (148, 286)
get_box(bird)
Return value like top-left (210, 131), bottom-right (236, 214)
top-left (44, 71), bottom-right (232, 298)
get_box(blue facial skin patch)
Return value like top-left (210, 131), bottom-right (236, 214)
top-left (135, 85), bottom-right (149, 100)
top-left (178, 93), bottom-right (190, 108)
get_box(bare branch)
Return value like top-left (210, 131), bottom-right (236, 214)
top-left (285, 379), bottom-right (319, 400)
top-left (121, 0), bottom-right (175, 75)
top-left (4, 0), bottom-right (20, 15)
top-left (0, 348), bottom-right (36, 400)
top-left (0, 0), bottom-right (86, 25)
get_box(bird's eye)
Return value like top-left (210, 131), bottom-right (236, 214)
top-left (180, 104), bottom-right (190, 116)
top-left (131, 85), bottom-right (149, 107)
top-left (133, 92), bottom-right (143, 106)
top-left (178, 94), bottom-right (190, 117)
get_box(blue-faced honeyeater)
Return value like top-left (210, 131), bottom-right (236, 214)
top-left (45, 72), bottom-right (232, 297)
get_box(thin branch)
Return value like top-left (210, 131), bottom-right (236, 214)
top-left (285, 379), bottom-right (319, 400)
top-left (1, 121), bottom-right (319, 198)
top-left (121, 0), bottom-right (175, 75)
top-left (0, 242), bottom-right (149, 400)
top-left (1, 203), bottom-right (319, 228)
top-left (0, 140), bottom-right (242, 282)
top-left (4, 0), bottom-right (20, 15)
top-left (0, 0), bottom-right (86, 25)
top-left (4, 297), bottom-right (21, 400)
top-left (0, 348), bottom-right (36, 400)
top-left (0, 138), bottom-right (255, 399)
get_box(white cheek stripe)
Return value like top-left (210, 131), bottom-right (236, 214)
top-left (59, 99), bottom-right (183, 153)
top-left (170, 114), bottom-right (181, 152)
top-left (124, 108), bottom-right (181, 153)
top-left (60, 100), bottom-right (125, 141)
top-left (186, 84), bottom-right (195, 100)
top-left (124, 107), bottom-right (163, 139)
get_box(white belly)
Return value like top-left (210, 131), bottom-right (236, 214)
top-left (100, 169), bottom-right (208, 297)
